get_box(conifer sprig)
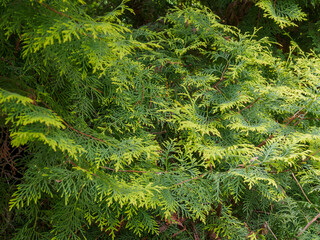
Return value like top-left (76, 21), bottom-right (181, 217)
top-left (1, 1), bottom-right (320, 239)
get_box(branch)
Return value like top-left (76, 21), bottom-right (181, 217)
top-left (239, 97), bottom-right (261, 113)
top-left (257, 107), bottom-right (306, 148)
top-left (37, 1), bottom-right (72, 19)
top-left (172, 225), bottom-right (186, 238)
top-left (284, 107), bottom-right (305, 126)
top-left (291, 171), bottom-right (320, 213)
top-left (62, 120), bottom-right (108, 144)
top-left (151, 130), bottom-right (167, 135)
top-left (175, 173), bottom-right (206, 186)
top-left (214, 85), bottom-right (224, 95)
top-left (257, 134), bottom-right (274, 148)
top-left (40, 100), bottom-right (111, 145)
top-left (191, 222), bottom-right (201, 240)
top-left (101, 166), bottom-right (146, 173)
top-left (37, 1), bottom-right (103, 41)
top-left (101, 166), bottom-right (165, 175)
top-left (265, 222), bottom-right (277, 240)
top-left (214, 62), bottom-right (229, 88)
top-left (135, 84), bottom-right (145, 106)
top-left (67, 160), bottom-right (99, 177)
top-left (293, 111), bottom-right (307, 126)
top-left (297, 212), bottom-right (320, 238)
top-left (165, 61), bottom-right (192, 68)
top-left (212, 62), bottom-right (229, 95)
top-left (304, 149), bottom-right (320, 162)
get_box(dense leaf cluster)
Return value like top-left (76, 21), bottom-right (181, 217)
top-left (1, 0), bottom-right (320, 239)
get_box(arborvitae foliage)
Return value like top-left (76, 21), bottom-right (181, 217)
top-left (91, 0), bottom-right (320, 54)
top-left (1, 1), bottom-right (320, 239)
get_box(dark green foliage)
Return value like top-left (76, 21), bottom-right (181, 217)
top-left (1, 0), bottom-right (320, 239)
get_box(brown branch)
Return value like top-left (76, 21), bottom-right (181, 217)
top-left (214, 86), bottom-right (224, 95)
top-left (297, 212), bottom-right (320, 238)
top-left (209, 163), bottom-right (213, 171)
top-left (291, 171), bottom-right (320, 213)
top-left (67, 160), bottom-right (99, 177)
top-left (255, 210), bottom-right (270, 215)
top-left (265, 221), bottom-right (277, 240)
top-left (239, 97), bottom-right (261, 113)
top-left (14, 38), bottom-right (21, 57)
top-left (151, 130), bottom-right (167, 135)
top-left (37, 1), bottom-right (103, 42)
top-left (268, 169), bottom-right (291, 174)
top-left (149, 97), bottom-right (153, 109)
top-left (37, 1), bottom-right (72, 19)
top-left (175, 173), bottom-right (206, 186)
top-left (40, 100), bottom-right (110, 144)
top-left (62, 120), bottom-right (108, 144)
top-left (304, 149), bottom-right (320, 162)
top-left (165, 61), bottom-right (191, 68)
top-left (214, 62), bottom-right (229, 88)
top-left (101, 166), bottom-right (147, 173)
top-left (134, 85), bottom-right (145, 106)
top-left (257, 134), bottom-right (274, 148)
top-left (140, 85), bottom-right (145, 104)
top-left (256, 107), bottom-right (305, 148)
top-left (191, 222), bottom-right (200, 240)
top-left (284, 107), bottom-right (305, 126)
top-left (293, 111), bottom-right (307, 127)
top-left (212, 63), bottom-right (229, 95)
top-left (172, 225), bottom-right (186, 238)
top-left (101, 166), bottom-right (165, 175)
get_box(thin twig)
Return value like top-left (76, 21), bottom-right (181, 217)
top-left (67, 160), bottom-right (99, 177)
top-left (293, 111), bottom-right (307, 127)
top-left (141, 85), bottom-right (145, 104)
top-left (101, 166), bottom-right (165, 175)
top-left (101, 166), bottom-right (146, 173)
top-left (297, 212), bottom-right (320, 238)
top-left (304, 149), bottom-right (320, 162)
top-left (284, 107), bottom-right (305, 126)
top-left (214, 62), bottom-right (229, 88)
top-left (172, 225), bottom-right (186, 238)
top-left (209, 163), bottom-right (213, 171)
top-left (135, 85), bottom-right (145, 106)
top-left (265, 221), bottom-right (277, 240)
top-left (239, 97), bottom-right (261, 113)
top-left (257, 134), bottom-right (274, 148)
top-left (62, 120), bottom-right (108, 144)
top-left (214, 86), bottom-right (224, 95)
top-left (212, 62), bottom-right (229, 95)
top-left (291, 171), bottom-right (320, 213)
top-left (151, 130), bottom-right (167, 135)
top-left (37, 1), bottom-right (72, 19)
top-left (175, 173), bottom-right (206, 186)
top-left (255, 210), bottom-right (270, 215)
top-left (41, 100), bottom-right (111, 144)
top-left (37, 0), bottom-right (104, 42)
top-left (191, 222), bottom-right (200, 240)
top-left (257, 107), bottom-right (305, 148)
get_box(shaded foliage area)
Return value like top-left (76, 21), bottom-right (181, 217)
top-left (85, 0), bottom-right (320, 53)
top-left (1, 0), bottom-right (320, 239)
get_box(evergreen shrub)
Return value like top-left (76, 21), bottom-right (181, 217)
top-left (1, 0), bottom-right (320, 239)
